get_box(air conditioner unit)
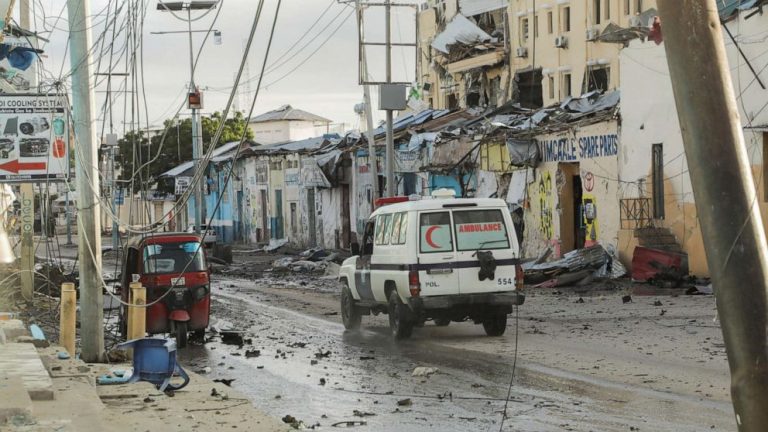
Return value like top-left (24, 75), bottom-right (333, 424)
top-left (515, 46), bottom-right (528, 58)
top-left (555, 35), bottom-right (568, 48)
top-left (586, 28), bottom-right (599, 41)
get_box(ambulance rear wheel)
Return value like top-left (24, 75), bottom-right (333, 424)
top-left (341, 284), bottom-right (362, 330)
top-left (388, 291), bottom-right (413, 340)
top-left (482, 313), bottom-right (507, 336)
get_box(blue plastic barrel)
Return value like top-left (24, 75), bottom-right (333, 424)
top-left (118, 338), bottom-right (190, 391)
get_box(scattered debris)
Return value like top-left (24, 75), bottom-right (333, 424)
top-left (300, 247), bottom-right (328, 261)
top-left (319, 378), bottom-right (326, 386)
top-left (272, 257), bottom-right (296, 271)
top-left (575, 297), bottom-right (585, 304)
top-left (412, 367), bottom-right (438, 377)
top-left (289, 260), bottom-right (327, 273)
top-left (525, 246), bottom-right (614, 287)
top-left (653, 300), bottom-right (663, 306)
top-left (213, 379), bottom-right (235, 386)
top-left (397, 398), bottom-right (412, 407)
top-left (265, 239), bottom-right (289, 252)
top-left (631, 246), bottom-right (687, 286)
top-left (220, 331), bottom-right (245, 347)
top-left (359, 356), bottom-right (375, 361)
top-left (315, 350), bottom-right (332, 359)
top-left (282, 414), bottom-right (307, 429)
top-left (353, 410), bottom-right (376, 417)
top-left (331, 421), bottom-right (367, 427)
top-left (622, 295), bottom-right (633, 304)
top-left (245, 349), bottom-right (261, 358)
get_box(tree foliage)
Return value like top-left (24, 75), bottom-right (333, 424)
top-left (117, 111), bottom-right (254, 192)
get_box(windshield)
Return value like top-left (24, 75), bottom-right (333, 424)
top-left (142, 241), bottom-right (205, 274)
top-left (452, 209), bottom-right (510, 251)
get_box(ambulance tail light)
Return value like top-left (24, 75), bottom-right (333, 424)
top-left (515, 264), bottom-right (524, 290)
top-left (409, 271), bottom-right (421, 297)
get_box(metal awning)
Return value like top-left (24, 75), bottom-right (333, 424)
top-left (459, 0), bottom-right (509, 17)
top-left (446, 50), bottom-right (505, 74)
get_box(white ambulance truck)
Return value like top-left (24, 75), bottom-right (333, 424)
top-left (338, 193), bottom-right (525, 339)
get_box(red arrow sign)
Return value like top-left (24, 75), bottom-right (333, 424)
top-left (0, 159), bottom-right (47, 174)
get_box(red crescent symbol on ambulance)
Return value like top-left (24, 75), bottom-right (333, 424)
top-left (425, 226), bottom-right (440, 249)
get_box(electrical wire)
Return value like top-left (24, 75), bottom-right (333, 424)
top-left (80, 0), bottom-right (278, 309)
top-left (497, 304), bottom-right (520, 432)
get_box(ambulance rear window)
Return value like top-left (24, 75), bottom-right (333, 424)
top-left (452, 209), bottom-right (510, 251)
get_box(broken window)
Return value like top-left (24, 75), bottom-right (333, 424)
top-left (489, 77), bottom-right (501, 107)
top-left (562, 72), bottom-right (572, 98)
top-left (548, 76), bottom-right (555, 100)
top-left (593, 0), bottom-right (602, 24)
top-left (521, 17), bottom-right (529, 40)
top-left (561, 6), bottom-right (571, 32)
top-left (624, 0), bottom-right (631, 15)
top-left (547, 11), bottom-right (553, 34)
top-left (515, 69), bottom-right (543, 108)
top-left (583, 66), bottom-right (610, 93)
top-left (652, 143), bottom-right (665, 219)
top-left (447, 93), bottom-right (458, 109)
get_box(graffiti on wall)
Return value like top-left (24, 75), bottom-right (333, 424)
top-left (538, 171), bottom-right (554, 239)
top-left (581, 171), bottom-right (598, 246)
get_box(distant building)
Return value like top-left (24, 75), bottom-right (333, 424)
top-left (247, 105), bottom-right (333, 145)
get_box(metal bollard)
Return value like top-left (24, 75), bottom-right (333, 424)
top-left (127, 282), bottom-right (146, 340)
top-left (59, 282), bottom-right (76, 356)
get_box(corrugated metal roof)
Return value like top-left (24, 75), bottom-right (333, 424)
top-left (248, 104), bottom-right (332, 124)
top-left (159, 141), bottom-right (245, 178)
top-left (431, 14), bottom-right (492, 54)
top-left (458, 0), bottom-right (508, 17)
top-left (252, 134), bottom-right (341, 154)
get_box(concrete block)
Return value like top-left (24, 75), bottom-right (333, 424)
top-left (0, 343), bottom-right (54, 401)
top-left (16, 335), bottom-right (50, 348)
top-left (0, 319), bottom-right (29, 342)
top-left (0, 373), bottom-right (33, 425)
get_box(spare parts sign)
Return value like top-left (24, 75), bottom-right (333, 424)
top-left (0, 94), bottom-right (70, 182)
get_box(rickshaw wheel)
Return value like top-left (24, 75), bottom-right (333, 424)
top-left (175, 321), bottom-right (188, 348)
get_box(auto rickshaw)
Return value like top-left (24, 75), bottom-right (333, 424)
top-left (120, 233), bottom-right (211, 348)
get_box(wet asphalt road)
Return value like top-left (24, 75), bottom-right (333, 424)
top-left (177, 278), bottom-right (731, 431)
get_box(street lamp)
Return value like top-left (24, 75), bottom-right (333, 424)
top-left (156, 0), bottom-right (219, 235)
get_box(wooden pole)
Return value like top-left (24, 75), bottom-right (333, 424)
top-left (658, 1), bottom-right (768, 429)
top-left (127, 282), bottom-right (146, 340)
top-left (59, 283), bottom-right (76, 356)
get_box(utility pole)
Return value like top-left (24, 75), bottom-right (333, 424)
top-left (658, 2), bottom-right (768, 430)
top-left (188, 6), bottom-right (204, 233)
top-left (19, 0), bottom-right (34, 301)
top-left (156, 1), bottom-right (219, 233)
top-left (384, 0), bottom-right (394, 197)
top-left (67, 0), bottom-right (104, 362)
top-left (356, 0), bottom-right (379, 206)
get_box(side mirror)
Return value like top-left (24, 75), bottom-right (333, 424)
top-left (351, 242), bottom-right (360, 256)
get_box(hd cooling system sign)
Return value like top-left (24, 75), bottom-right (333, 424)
top-left (0, 94), bottom-right (70, 182)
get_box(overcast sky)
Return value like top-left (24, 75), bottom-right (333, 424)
top-left (26, 0), bottom-right (417, 138)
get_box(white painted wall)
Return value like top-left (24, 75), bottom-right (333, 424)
top-left (249, 120), bottom-right (332, 145)
top-left (618, 12), bottom-right (768, 276)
